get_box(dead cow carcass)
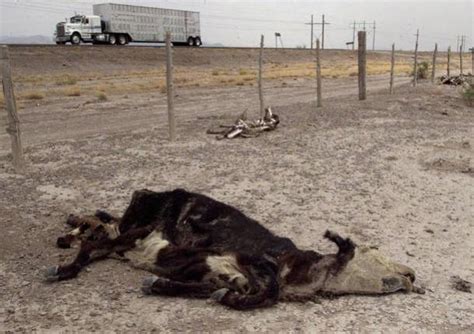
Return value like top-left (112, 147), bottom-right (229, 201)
top-left (439, 74), bottom-right (472, 86)
top-left (207, 107), bottom-right (279, 140)
top-left (45, 189), bottom-right (424, 310)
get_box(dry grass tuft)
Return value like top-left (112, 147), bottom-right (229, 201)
top-left (24, 91), bottom-right (45, 100)
top-left (56, 75), bottom-right (78, 86)
top-left (96, 92), bottom-right (108, 102)
top-left (64, 87), bottom-right (81, 97)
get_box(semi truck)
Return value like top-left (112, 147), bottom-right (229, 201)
top-left (54, 3), bottom-right (201, 46)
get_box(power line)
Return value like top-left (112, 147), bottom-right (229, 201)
top-left (305, 14), bottom-right (330, 49)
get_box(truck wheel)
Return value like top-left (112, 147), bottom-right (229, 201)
top-left (194, 37), bottom-right (202, 47)
top-left (71, 33), bottom-right (81, 45)
top-left (187, 37), bottom-right (195, 47)
top-left (109, 34), bottom-right (117, 45)
top-left (118, 35), bottom-right (127, 46)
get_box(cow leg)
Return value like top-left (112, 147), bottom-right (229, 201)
top-left (142, 276), bottom-right (215, 299)
top-left (140, 248), bottom-right (279, 309)
top-left (324, 230), bottom-right (356, 270)
top-left (94, 210), bottom-right (119, 224)
top-left (211, 255), bottom-right (280, 310)
top-left (56, 215), bottom-right (98, 249)
top-left (45, 226), bottom-right (154, 282)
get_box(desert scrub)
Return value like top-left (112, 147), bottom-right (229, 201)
top-left (64, 87), bottom-right (81, 97)
top-left (24, 91), bottom-right (45, 100)
top-left (412, 61), bottom-right (430, 80)
top-left (212, 70), bottom-right (220, 76)
top-left (96, 92), bottom-right (108, 102)
top-left (55, 75), bottom-right (78, 86)
top-left (462, 82), bottom-right (474, 106)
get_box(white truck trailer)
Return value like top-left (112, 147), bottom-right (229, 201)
top-left (54, 3), bottom-right (201, 46)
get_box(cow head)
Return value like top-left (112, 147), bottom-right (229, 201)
top-left (320, 245), bottom-right (424, 295)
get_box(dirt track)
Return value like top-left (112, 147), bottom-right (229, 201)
top-left (0, 46), bottom-right (473, 332)
top-left (0, 73), bottom-right (411, 152)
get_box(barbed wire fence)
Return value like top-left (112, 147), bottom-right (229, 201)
top-left (1, 32), bottom-right (472, 173)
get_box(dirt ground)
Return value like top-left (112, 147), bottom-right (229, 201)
top-left (0, 46), bottom-right (473, 332)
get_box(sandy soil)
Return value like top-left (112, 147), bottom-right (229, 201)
top-left (0, 46), bottom-right (473, 332)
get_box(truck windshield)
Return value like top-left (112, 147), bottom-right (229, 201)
top-left (70, 16), bottom-right (83, 23)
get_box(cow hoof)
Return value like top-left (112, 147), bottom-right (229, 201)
top-left (44, 266), bottom-right (59, 282)
top-left (141, 275), bottom-right (159, 295)
top-left (56, 237), bottom-right (71, 249)
top-left (211, 288), bottom-right (230, 302)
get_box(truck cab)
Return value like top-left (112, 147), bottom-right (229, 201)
top-left (55, 15), bottom-right (103, 45)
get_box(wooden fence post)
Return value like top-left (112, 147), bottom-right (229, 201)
top-left (431, 43), bottom-right (437, 83)
top-left (165, 32), bottom-right (176, 141)
top-left (315, 38), bottom-right (322, 108)
top-left (471, 48), bottom-right (474, 75)
top-left (447, 46), bottom-right (451, 76)
top-left (258, 34), bottom-right (265, 118)
top-left (413, 29), bottom-right (419, 87)
top-left (358, 31), bottom-right (366, 100)
top-left (389, 43), bottom-right (395, 94)
top-left (0, 46), bottom-right (25, 172)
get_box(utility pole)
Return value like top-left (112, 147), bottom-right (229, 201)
top-left (305, 15), bottom-right (315, 49)
top-left (351, 21), bottom-right (374, 50)
top-left (372, 21), bottom-right (376, 51)
top-left (314, 15), bottom-right (331, 50)
top-left (352, 21), bottom-right (356, 50)
top-left (322, 15), bottom-right (326, 49)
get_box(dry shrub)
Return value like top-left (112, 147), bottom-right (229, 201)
top-left (64, 87), bottom-right (81, 97)
top-left (96, 92), bottom-right (107, 102)
top-left (239, 69), bottom-right (249, 75)
top-left (462, 82), bottom-right (474, 106)
top-left (212, 70), bottom-right (220, 76)
top-left (56, 75), bottom-right (78, 86)
top-left (413, 61), bottom-right (430, 80)
top-left (24, 91), bottom-right (45, 100)
top-left (175, 77), bottom-right (188, 84)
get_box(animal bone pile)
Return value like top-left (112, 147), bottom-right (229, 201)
top-left (207, 107), bottom-right (279, 140)
top-left (439, 74), bottom-right (472, 86)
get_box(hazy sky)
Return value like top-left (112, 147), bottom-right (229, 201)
top-left (0, 0), bottom-right (472, 50)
